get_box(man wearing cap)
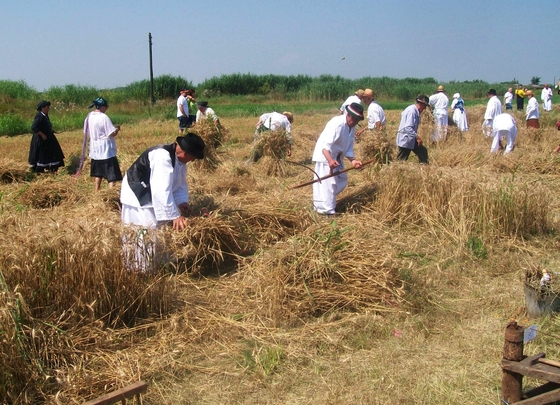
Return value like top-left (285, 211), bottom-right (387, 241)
top-left (340, 89), bottom-right (364, 114)
top-left (428, 85), bottom-right (449, 142)
top-left (356, 88), bottom-right (386, 136)
top-left (248, 111), bottom-right (294, 162)
top-left (80, 97), bottom-right (122, 192)
top-left (395, 96), bottom-right (430, 164)
top-left (176, 89), bottom-right (189, 134)
top-left (482, 89), bottom-right (502, 137)
top-left (525, 90), bottom-right (540, 129)
top-left (491, 113), bottom-right (517, 154)
top-left (541, 84), bottom-right (553, 112)
top-left (196, 101), bottom-right (220, 125)
top-left (312, 102), bottom-right (364, 215)
top-left (120, 133), bottom-right (205, 272)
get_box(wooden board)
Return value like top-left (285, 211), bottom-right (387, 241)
top-left (82, 381), bottom-right (147, 405)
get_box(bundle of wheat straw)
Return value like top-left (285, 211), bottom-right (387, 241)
top-left (17, 177), bottom-right (84, 208)
top-left (255, 129), bottom-right (292, 176)
top-left (358, 129), bottom-right (393, 164)
top-left (190, 119), bottom-right (229, 170)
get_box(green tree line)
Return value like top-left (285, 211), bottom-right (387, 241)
top-left (0, 74), bottom-right (512, 136)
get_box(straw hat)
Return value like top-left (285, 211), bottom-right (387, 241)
top-left (282, 111), bottom-right (294, 123)
top-left (437, 85), bottom-right (445, 92)
top-left (363, 88), bottom-right (375, 98)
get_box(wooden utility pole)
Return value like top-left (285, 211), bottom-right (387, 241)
top-left (148, 33), bottom-right (155, 105)
top-left (501, 321), bottom-right (524, 403)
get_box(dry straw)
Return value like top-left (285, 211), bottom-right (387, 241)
top-left (252, 129), bottom-right (292, 176)
top-left (0, 158), bottom-right (32, 184)
top-left (190, 119), bottom-right (229, 170)
top-left (1, 105), bottom-right (560, 403)
top-left (358, 129), bottom-right (393, 164)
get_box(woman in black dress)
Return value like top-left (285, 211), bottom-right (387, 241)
top-left (28, 100), bottom-right (65, 173)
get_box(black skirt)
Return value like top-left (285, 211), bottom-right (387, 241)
top-left (28, 133), bottom-right (65, 172)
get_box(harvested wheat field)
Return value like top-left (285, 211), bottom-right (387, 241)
top-left (2, 104), bottom-right (560, 404)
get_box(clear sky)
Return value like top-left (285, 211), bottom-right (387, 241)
top-left (2, 0), bottom-right (559, 91)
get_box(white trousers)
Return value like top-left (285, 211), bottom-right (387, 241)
top-left (121, 204), bottom-right (168, 273)
top-left (312, 162), bottom-right (348, 214)
top-left (490, 129), bottom-right (516, 154)
top-left (430, 113), bottom-right (448, 142)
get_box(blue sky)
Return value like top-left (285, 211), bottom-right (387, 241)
top-left (2, 0), bottom-right (559, 91)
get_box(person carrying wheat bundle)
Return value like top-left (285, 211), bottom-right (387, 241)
top-left (120, 133), bottom-right (206, 272)
top-left (247, 111), bottom-right (293, 163)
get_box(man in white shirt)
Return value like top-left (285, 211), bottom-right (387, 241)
top-left (356, 88), bottom-right (386, 137)
top-left (503, 88), bottom-right (514, 110)
top-left (248, 111), bottom-right (293, 162)
top-left (482, 89), bottom-right (502, 137)
top-left (120, 133), bottom-right (205, 272)
top-left (176, 89), bottom-right (189, 134)
top-left (312, 103), bottom-right (364, 215)
top-left (541, 84), bottom-right (553, 112)
top-left (340, 89), bottom-right (364, 114)
top-left (195, 101), bottom-right (220, 124)
top-left (525, 90), bottom-right (540, 129)
top-left (428, 85), bottom-right (449, 142)
top-left (82, 97), bottom-right (122, 192)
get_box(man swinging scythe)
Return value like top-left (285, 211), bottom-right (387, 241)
top-left (307, 102), bottom-right (365, 215)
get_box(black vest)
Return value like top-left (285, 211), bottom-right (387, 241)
top-left (126, 143), bottom-right (176, 206)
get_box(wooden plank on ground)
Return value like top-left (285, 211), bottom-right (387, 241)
top-left (82, 381), bottom-right (147, 405)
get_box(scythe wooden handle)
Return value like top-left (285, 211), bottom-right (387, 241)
top-left (291, 159), bottom-right (375, 189)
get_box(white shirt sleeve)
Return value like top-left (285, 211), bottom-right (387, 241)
top-left (149, 149), bottom-right (182, 221)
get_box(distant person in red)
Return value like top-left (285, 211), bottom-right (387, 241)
top-left (28, 100), bottom-right (65, 173)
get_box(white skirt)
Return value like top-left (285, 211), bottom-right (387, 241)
top-left (453, 109), bottom-right (469, 132)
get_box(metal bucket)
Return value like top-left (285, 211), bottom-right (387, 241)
top-left (524, 281), bottom-right (560, 318)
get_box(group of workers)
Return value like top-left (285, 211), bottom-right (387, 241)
top-left (26, 83), bottom-right (558, 271)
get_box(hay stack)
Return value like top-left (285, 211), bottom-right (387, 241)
top-left (17, 178), bottom-right (84, 209)
top-left (0, 158), bottom-right (33, 183)
top-left (253, 129), bottom-right (292, 176)
top-left (190, 119), bottom-right (229, 170)
top-left (358, 129), bottom-right (393, 164)
top-left (163, 213), bottom-right (244, 273)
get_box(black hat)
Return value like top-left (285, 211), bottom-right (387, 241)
top-left (36, 100), bottom-right (51, 111)
top-left (416, 95), bottom-right (430, 106)
top-left (89, 97), bottom-right (108, 108)
top-left (487, 89), bottom-right (497, 96)
top-left (176, 133), bottom-right (206, 160)
top-left (197, 101), bottom-right (208, 107)
top-left (345, 102), bottom-right (364, 120)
